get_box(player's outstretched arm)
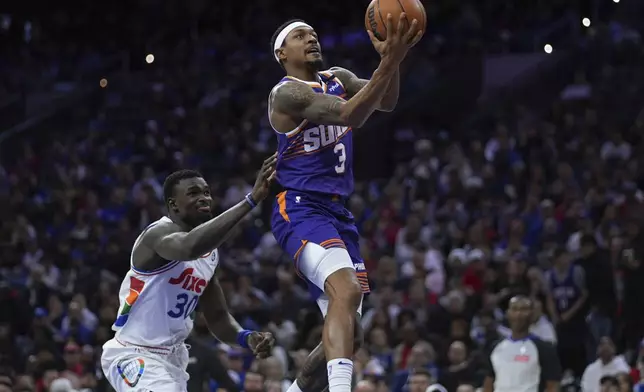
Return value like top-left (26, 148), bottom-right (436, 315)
top-left (143, 154), bottom-right (276, 261)
top-left (271, 56), bottom-right (397, 129)
top-left (201, 275), bottom-right (275, 358)
top-left (330, 66), bottom-right (400, 112)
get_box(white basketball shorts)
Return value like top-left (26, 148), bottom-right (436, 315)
top-left (101, 338), bottom-right (189, 392)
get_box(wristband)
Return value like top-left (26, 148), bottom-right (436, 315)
top-left (236, 330), bottom-right (252, 349)
top-left (245, 193), bottom-right (257, 209)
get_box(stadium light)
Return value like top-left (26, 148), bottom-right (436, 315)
top-left (145, 54), bottom-right (155, 64)
top-left (544, 44), bottom-right (553, 54)
top-left (582, 18), bottom-right (591, 27)
top-left (613, 0), bottom-right (619, 3)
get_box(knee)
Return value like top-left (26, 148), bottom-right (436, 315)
top-left (325, 268), bottom-right (363, 309)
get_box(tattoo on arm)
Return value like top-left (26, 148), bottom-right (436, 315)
top-left (331, 66), bottom-right (397, 111)
top-left (330, 67), bottom-right (368, 99)
top-left (271, 82), bottom-right (348, 125)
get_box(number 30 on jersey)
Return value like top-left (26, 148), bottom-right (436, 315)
top-left (168, 293), bottom-right (198, 319)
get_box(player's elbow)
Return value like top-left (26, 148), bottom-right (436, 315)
top-left (378, 101), bottom-right (396, 112)
top-left (340, 112), bottom-right (368, 128)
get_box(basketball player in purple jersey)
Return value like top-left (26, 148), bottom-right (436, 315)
top-left (268, 15), bottom-right (422, 392)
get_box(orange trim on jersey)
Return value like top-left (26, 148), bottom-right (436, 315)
top-left (286, 120), bottom-right (309, 138)
top-left (277, 191), bottom-right (290, 222)
top-left (284, 76), bottom-right (322, 88)
top-left (356, 271), bottom-right (370, 293)
top-left (331, 74), bottom-right (345, 90)
top-left (280, 128), bottom-right (352, 161)
top-left (293, 240), bottom-right (308, 279)
top-left (320, 238), bottom-right (347, 249)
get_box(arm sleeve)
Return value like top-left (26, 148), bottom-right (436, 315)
top-left (536, 339), bottom-right (562, 382)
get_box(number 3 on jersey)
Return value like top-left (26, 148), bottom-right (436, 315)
top-left (168, 293), bottom-right (198, 319)
top-left (334, 143), bottom-right (346, 174)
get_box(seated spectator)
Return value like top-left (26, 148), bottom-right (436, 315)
top-left (581, 337), bottom-right (630, 392)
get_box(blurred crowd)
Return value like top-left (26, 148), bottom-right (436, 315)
top-left (2, 1), bottom-right (644, 392)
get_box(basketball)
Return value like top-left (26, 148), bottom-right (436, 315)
top-left (365, 0), bottom-right (427, 41)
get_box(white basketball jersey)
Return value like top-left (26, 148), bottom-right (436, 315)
top-left (112, 216), bottom-right (219, 347)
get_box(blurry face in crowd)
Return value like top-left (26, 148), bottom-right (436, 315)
top-left (600, 380), bottom-right (619, 392)
top-left (456, 385), bottom-right (476, 392)
top-left (408, 342), bottom-right (433, 368)
top-left (64, 346), bottom-right (81, 367)
top-left (554, 251), bottom-right (570, 268)
top-left (277, 26), bottom-right (324, 72)
top-left (448, 341), bottom-right (467, 365)
top-left (369, 327), bottom-right (388, 348)
top-left (408, 373), bottom-right (432, 392)
top-left (409, 281), bottom-right (426, 303)
top-left (42, 370), bottom-right (59, 389)
top-left (598, 337), bottom-right (616, 361)
top-left (401, 322), bottom-right (419, 344)
top-left (506, 296), bottom-right (533, 332)
top-left (243, 372), bottom-right (264, 392)
top-left (168, 177), bottom-right (213, 227)
top-left (450, 319), bottom-right (468, 340)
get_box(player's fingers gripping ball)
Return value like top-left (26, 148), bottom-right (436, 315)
top-left (365, 0), bottom-right (426, 41)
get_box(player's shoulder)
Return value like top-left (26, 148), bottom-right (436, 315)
top-left (270, 79), bottom-right (317, 110)
top-left (138, 217), bottom-right (183, 246)
top-left (326, 67), bottom-right (358, 83)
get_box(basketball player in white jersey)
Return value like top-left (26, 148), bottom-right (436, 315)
top-left (101, 154), bottom-right (277, 392)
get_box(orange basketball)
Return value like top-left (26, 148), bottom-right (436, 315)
top-left (365, 0), bottom-right (426, 41)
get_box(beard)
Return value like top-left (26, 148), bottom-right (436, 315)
top-left (306, 58), bottom-right (325, 72)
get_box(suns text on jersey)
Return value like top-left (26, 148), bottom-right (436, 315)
top-left (303, 125), bottom-right (349, 152)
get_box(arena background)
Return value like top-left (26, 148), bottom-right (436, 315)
top-left (1, 0), bottom-right (644, 391)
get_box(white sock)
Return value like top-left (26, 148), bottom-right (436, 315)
top-left (286, 381), bottom-right (303, 392)
top-left (327, 358), bottom-right (353, 392)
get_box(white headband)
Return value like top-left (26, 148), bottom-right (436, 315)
top-left (273, 21), bottom-right (313, 62)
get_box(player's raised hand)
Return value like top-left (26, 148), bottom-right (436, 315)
top-left (367, 13), bottom-right (423, 63)
top-left (251, 152), bottom-right (277, 202)
top-left (247, 331), bottom-right (275, 359)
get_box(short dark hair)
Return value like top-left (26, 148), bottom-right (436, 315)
top-left (270, 18), bottom-right (306, 66)
top-left (163, 169), bottom-right (203, 203)
top-left (600, 375), bottom-right (619, 387)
